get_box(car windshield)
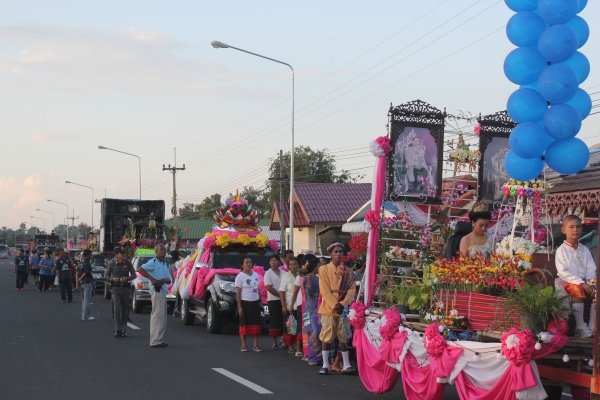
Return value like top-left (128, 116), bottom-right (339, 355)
top-left (135, 255), bottom-right (172, 270)
top-left (212, 245), bottom-right (277, 270)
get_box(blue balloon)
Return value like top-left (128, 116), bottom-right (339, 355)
top-left (504, 47), bottom-right (547, 84)
top-left (538, 0), bottom-right (578, 25)
top-left (559, 51), bottom-right (590, 83)
top-left (565, 88), bottom-right (592, 119)
top-left (576, 0), bottom-right (588, 13)
top-left (543, 104), bottom-right (582, 139)
top-left (507, 88), bottom-right (548, 122)
top-left (505, 0), bottom-right (538, 12)
top-left (520, 81), bottom-right (540, 91)
top-left (510, 122), bottom-right (554, 158)
top-left (505, 151), bottom-right (544, 180)
top-left (538, 64), bottom-right (579, 103)
top-left (565, 16), bottom-right (589, 48)
top-left (507, 12), bottom-right (547, 47)
top-left (545, 137), bottom-right (589, 174)
top-left (538, 25), bottom-right (577, 63)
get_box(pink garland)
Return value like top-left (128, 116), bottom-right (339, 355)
top-left (252, 266), bottom-right (268, 303)
top-left (203, 235), bottom-right (216, 250)
top-left (424, 323), bottom-right (446, 358)
top-left (268, 240), bottom-right (279, 254)
top-left (365, 210), bottom-right (381, 228)
top-left (348, 301), bottom-right (367, 329)
top-left (500, 328), bottom-right (536, 366)
top-left (375, 136), bottom-right (393, 154)
top-left (379, 307), bottom-right (402, 341)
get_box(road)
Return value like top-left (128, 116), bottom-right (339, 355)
top-left (4, 256), bottom-right (565, 400)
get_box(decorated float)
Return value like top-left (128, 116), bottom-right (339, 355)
top-left (170, 192), bottom-right (278, 333)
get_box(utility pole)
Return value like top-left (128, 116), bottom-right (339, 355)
top-left (67, 209), bottom-right (79, 247)
top-left (162, 148), bottom-right (186, 217)
top-left (269, 150), bottom-right (287, 254)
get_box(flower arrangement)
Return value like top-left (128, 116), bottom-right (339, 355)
top-left (495, 236), bottom-right (541, 268)
top-left (385, 246), bottom-right (421, 261)
top-left (447, 134), bottom-right (480, 171)
top-left (364, 210), bottom-right (382, 228)
top-left (214, 191), bottom-right (259, 228)
top-left (205, 231), bottom-right (271, 249)
top-left (424, 323), bottom-right (446, 357)
top-left (379, 307), bottom-right (402, 341)
top-left (370, 136), bottom-right (393, 157)
top-left (501, 178), bottom-right (545, 198)
top-left (429, 254), bottom-right (524, 292)
top-left (346, 233), bottom-right (368, 263)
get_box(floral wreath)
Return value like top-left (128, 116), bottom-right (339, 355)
top-left (348, 301), bottom-right (367, 330)
top-left (379, 307), bottom-right (402, 341)
top-left (500, 328), bottom-right (536, 366)
top-left (370, 136), bottom-right (393, 157)
top-left (502, 178), bottom-right (545, 198)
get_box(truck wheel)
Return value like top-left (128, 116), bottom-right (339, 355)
top-left (132, 294), bottom-right (143, 314)
top-left (104, 285), bottom-right (111, 300)
top-left (206, 299), bottom-right (222, 334)
top-left (181, 300), bottom-right (194, 326)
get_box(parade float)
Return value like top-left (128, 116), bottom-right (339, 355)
top-left (170, 192), bottom-right (278, 333)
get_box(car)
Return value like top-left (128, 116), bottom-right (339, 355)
top-left (130, 250), bottom-right (175, 313)
top-left (180, 244), bottom-right (275, 334)
top-left (90, 253), bottom-right (106, 293)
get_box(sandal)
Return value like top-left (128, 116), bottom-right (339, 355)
top-left (295, 351), bottom-right (303, 357)
top-left (341, 366), bottom-right (357, 375)
top-left (272, 344), bottom-right (280, 350)
top-left (253, 347), bottom-right (262, 352)
top-left (319, 367), bottom-right (329, 375)
top-left (240, 346), bottom-right (248, 352)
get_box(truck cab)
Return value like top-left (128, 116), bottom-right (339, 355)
top-left (181, 244), bottom-right (276, 334)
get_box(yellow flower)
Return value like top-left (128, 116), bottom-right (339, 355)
top-left (237, 234), bottom-right (251, 246)
top-left (216, 234), bottom-right (231, 248)
top-left (255, 234), bottom-right (269, 248)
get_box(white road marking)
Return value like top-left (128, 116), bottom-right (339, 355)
top-left (212, 368), bottom-right (273, 394)
top-left (127, 322), bottom-right (140, 330)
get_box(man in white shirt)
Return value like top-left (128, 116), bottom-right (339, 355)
top-left (263, 255), bottom-right (286, 349)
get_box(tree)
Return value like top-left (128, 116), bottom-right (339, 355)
top-left (263, 145), bottom-right (363, 208)
top-left (195, 194), bottom-right (222, 218)
top-left (240, 186), bottom-right (268, 219)
top-left (178, 202), bottom-right (200, 219)
top-left (76, 223), bottom-right (92, 240)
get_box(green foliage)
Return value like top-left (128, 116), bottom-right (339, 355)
top-left (505, 283), bottom-right (570, 324)
top-left (407, 283), bottom-right (433, 311)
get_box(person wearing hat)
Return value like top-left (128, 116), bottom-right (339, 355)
top-left (105, 247), bottom-right (136, 337)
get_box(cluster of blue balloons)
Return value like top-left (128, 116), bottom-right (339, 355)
top-left (503, 0), bottom-right (591, 180)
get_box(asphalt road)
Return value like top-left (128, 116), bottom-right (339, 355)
top-left (0, 258), bottom-right (464, 400)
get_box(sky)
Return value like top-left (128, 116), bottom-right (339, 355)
top-left (1, 0), bottom-right (599, 231)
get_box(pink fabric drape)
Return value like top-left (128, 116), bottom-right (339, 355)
top-left (365, 155), bottom-right (386, 306)
top-left (401, 353), bottom-right (446, 400)
top-left (353, 328), bottom-right (399, 394)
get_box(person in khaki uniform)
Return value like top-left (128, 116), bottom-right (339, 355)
top-left (105, 247), bottom-right (136, 337)
top-left (317, 242), bottom-right (356, 375)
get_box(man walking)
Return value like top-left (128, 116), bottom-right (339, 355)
top-left (105, 247), bottom-right (136, 337)
top-left (77, 249), bottom-right (95, 321)
top-left (29, 249), bottom-right (40, 285)
top-left (14, 249), bottom-right (29, 291)
top-left (53, 250), bottom-right (74, 302)
top-left (138, 244), bottom-right (172, 348)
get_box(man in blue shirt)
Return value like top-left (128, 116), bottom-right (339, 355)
top-left (138, 244), bottom-right (172, 348)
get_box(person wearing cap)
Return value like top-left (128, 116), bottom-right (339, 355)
top-left (317, 242), bottom-right (357, 375)
top-left (138, 244), bottom-right (172, 348)
top-left (77, 249), bottom-right (95, 321)
top-left (14, 248), bottom-right (30, 291)
top-left (105, 247), bottom-right (136, 337)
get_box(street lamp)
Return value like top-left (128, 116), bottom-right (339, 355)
top-left (30, 216), bottom-right (45, 233)
top-left (35, 208), bottom-right (55, 231)
top-left (97, 145), bottom-right (141, 199)
top-left (211, 40), bottom-right (295, 251)
top-left (47, 199), bottom-right (69, 244)
top-left (65, 180), bottom-right (95, 230)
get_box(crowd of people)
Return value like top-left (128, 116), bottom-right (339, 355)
top-left (235, 242), bottom-right (362, 376)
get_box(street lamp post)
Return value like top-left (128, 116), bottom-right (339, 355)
top-left (97, 145), bottom-right (142, 200)
top-left (65, 180), bottom-right (95, 230)
top-left (35, 209), bottom-right (55, 231)
top-left (30, 216), bottom-right (45, 233)
top-left (47, 199), bottom-right (69, 245)
top-left (211, 40), bottom-right (295, 251)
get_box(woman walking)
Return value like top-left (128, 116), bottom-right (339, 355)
top-left (296, 254), bottom-right (322, 365)
top-left (235, 257), bottom-right (262, 352)
top-left (38, 251), bottom-right (54, 292)
top-left (280, 258), bottom-right (302, 356)
top-left (263, 255), bottom-right (285, 349)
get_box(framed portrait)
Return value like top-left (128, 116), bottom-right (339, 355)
top-left (477, 111), bottom-right (515, 202)
top-left (388, 125), bottom-right (444, 202)
top-left (387, 100), bottom-right (445, 203)
top-left (478, 135), bottom-right (510, 202)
